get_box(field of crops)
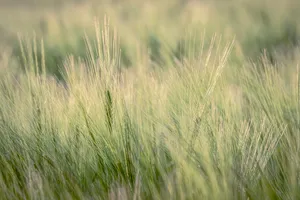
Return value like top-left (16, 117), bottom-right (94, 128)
top-left (0, 0), bottom-right (299, 199)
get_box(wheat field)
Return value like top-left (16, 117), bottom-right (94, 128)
top-left (0, 0), bottom-right (299, 199)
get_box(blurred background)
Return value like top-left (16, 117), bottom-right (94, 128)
top-left (0, 0), bottom-right (299, 78)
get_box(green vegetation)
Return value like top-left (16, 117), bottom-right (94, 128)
top-left (0, 0), bottom-right (299, 199)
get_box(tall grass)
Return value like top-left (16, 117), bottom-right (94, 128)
top-left (0, 15), bottom-right (300, 199)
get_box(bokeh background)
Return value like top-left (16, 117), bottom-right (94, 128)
top-left (1, 0), bottom-right (299, 78)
